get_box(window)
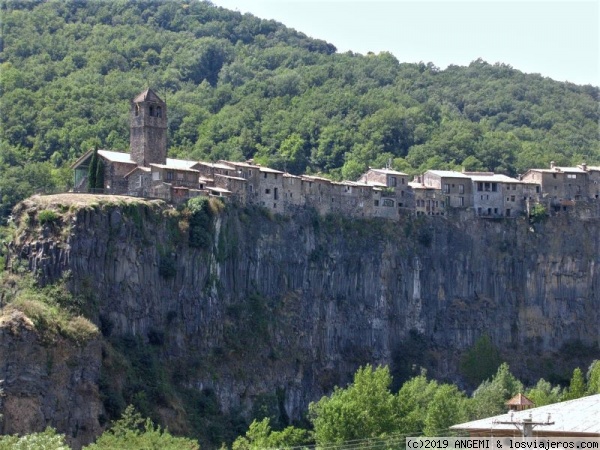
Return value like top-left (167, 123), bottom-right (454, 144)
top-left (248, 170), bottom-right (253, 177)
top-left (374, 199), bottom-right (380, 207)
top-left (274, 188), bottom-right (278, 200)
top-left (494, 208), bottom-right (498, 214)
top-left (506, 209), bottom-right (511, 217)
top-left (166, 171), bottom-right (173, 181)
top-left (264, 172), bottom-right (268, 179)
top-left (511, 195), bottom-right (515, 202)
top-left (265, 189), bottom-right (271, 194)
top-left (477, 207), bottom-right (482, 215)
top-left (478, 182), bottom-right (483, 192)
top-left (156, 106), bottom-right (162, 118)
top-left (567, 174), bottom-right (577, 179)
top-left (249, 185), bottom-right (253, 193)
top-left (135, 105), bottom-right (140, 116)
top-left (383, 198), bottom-right (394, 207)
top-left (149, 105), bottom-right (154, 116)
top-left (459, 197), bottom-right (464, 206)
top-left (491, 183), bottom-right (497, 192)
top-left (177, 172), bottom-right (184, 180)
top-left (389, 176), bottom-right (397, 187)
top-left (443, 184), bottom-right (450, 193)
top-left (152, 171), bottom-right (160, 181)
top-left (459, 184), bottom-right (464, 194)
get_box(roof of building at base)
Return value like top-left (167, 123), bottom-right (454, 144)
top-left (450, 394), bottom-right (600, 436)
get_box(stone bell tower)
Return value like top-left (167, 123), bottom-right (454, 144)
top-left (130, 88), bottom-right (167, 166)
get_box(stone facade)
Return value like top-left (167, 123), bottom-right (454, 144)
top-left (71, 88), bottom-right (600, 221)
top-left (129, 89), bottom-right (167, 167)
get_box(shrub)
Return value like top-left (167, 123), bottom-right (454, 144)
top-left (38, 209), bottom-right (59, 225)
top-left (529, 203), bottom-right (548, 224)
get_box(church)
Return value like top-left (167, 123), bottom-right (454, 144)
top-left (71, 88), bottom-right (207, 202)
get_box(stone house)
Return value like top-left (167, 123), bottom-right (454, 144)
top-left (521, 162), bottom-right (588, 205)
top-left (213, 174), bottom-right (247, 203)
top-left (409, 180), bottom-right (445, 216)
top-left (282, 174), bottom-right (303, 210)
top-left (257, 167), bottom-right (285, 211)
top-left (422, 170), bottom-right (473, 209)
top-left (469, 173), bottom-right (526, 218)
top-left (587, 165), bottom-right (600, 199)
top-left (300, 175), bottom-right (334, 215)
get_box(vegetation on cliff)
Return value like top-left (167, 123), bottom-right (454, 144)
top-left (1, 0), bottom-right (599, 220)
top-left (4, 362), bottom-right (597, 449)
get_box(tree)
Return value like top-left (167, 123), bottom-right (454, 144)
top-left (0, 428), bottom-right (69, 450)
top-left (525, 379), bottom-right (562, 407)
top-left (309, 365), bottom-right (398, 445)
top-left (232, 418), bottom-right (312, 450)
top-left (587, 360), bottom-right (600, 394)
top-left (395, 371), bottom-right (439, 434)
top-left (423, 384), bottom-right (468, 436)
top-left (469, 363), bottom-right (523, 419)
top-left (460, 335), bottom-right (502, 387)
top-left (84, 405), bottom-right (198, 450)
top-left (562, 367), bottom-right (586, 401)
top-left (88, 147), bottom-right (98, 192)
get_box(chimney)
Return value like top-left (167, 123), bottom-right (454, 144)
top-left (550, 161), bottom-right (555, 169)
top-left (581, 162), bottom-right (587, 171)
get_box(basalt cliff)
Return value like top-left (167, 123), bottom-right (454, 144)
top-left (1, 194), bottom-right (599, 448)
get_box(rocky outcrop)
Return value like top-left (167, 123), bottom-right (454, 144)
top-left (2, 194), bottom-right (599, 446)
top-left (0, 310), bottom-right (103, 449)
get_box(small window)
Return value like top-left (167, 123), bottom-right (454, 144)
top-left (166, 171), bottom-right (173, 181)
top-left (264, 172), bottom-right (268, 179)
top-left (459, 197), bottom-right (464, 206)
top-left (177, 172), bottom-right (184, 180)
top-left (265, 189), bottom-right (270, 194)
top-left (389, 176), bottom-right (397, 187)
top-left (459, 184), bottom-right (464, 194)
top-left (135, 104), bottom-right (140, 116)
top-left (374, 199), bottom-right (379, 207)
top-left (149, 105), bottom-right (155, 116)
top-left (249, 185), bottom-right (253, 193)
top-left (156, 106), bottom-right (162, 118)
top-left (248, 170), bottom-right (253, 177)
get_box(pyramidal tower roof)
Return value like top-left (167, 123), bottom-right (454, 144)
top-left (133, 88), bottom-right (163, 103)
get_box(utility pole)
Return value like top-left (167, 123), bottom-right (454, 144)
top-left (495, 413), bottom-right (555, 437)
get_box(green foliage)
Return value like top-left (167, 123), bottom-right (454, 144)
top-left (85, 405), bottom-right (199, 450)
top-left (1, 0), bottom-right (598, 223)
top-left (562, 367), bottom-right (586, 400)
top-left (309, 365), bottom-right (398, 445)
top-left (38, 208), bottom-right (59, 225)
top-left (232, 418), bottom-right (312, 450)
top-left (469, 363), bottom-right (523, 419)
top-left (0, 427), bottom-right (69, 450)
top-left (460, 334), bottom-right (502, 387)
top-left (158, 253), bottom-right (177, 279)
top-left (423, 384), bottom-right (468, 436)
top-left (187, 197), bottom-right (214, 249)
top-left (587, 360), bottom-right (600, 394)
top-left (0, 271), bottom-right (99, 345)
top-left (525, 378), bottom-right (563, 407)
top-left (529, 203), bottom-right (548, 224)
top-left (88, 148), bottom-right (98, 191)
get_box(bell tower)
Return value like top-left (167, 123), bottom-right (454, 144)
top-left (130, 88), bottom-right (167, 166)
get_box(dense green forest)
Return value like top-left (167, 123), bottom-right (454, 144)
top-left (2, 362), bottom-right (600, 449)
top-left (1, 0), bottom-right (599, 220)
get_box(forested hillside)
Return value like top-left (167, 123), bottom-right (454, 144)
top-left (1, 0), bottom-right (599, 219)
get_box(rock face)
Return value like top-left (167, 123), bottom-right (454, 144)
top-left (0, 311), bottom-right (103, 449)
top-left (2, 196), bottom-right (600, 446)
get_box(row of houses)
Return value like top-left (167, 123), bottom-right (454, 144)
top-left (71, 89), bottom-right (600, 220)
top-left (73, 146), bottom-right (600, 220)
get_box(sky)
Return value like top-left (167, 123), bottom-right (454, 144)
top-left (209, 0), bottom-right (600, 87)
